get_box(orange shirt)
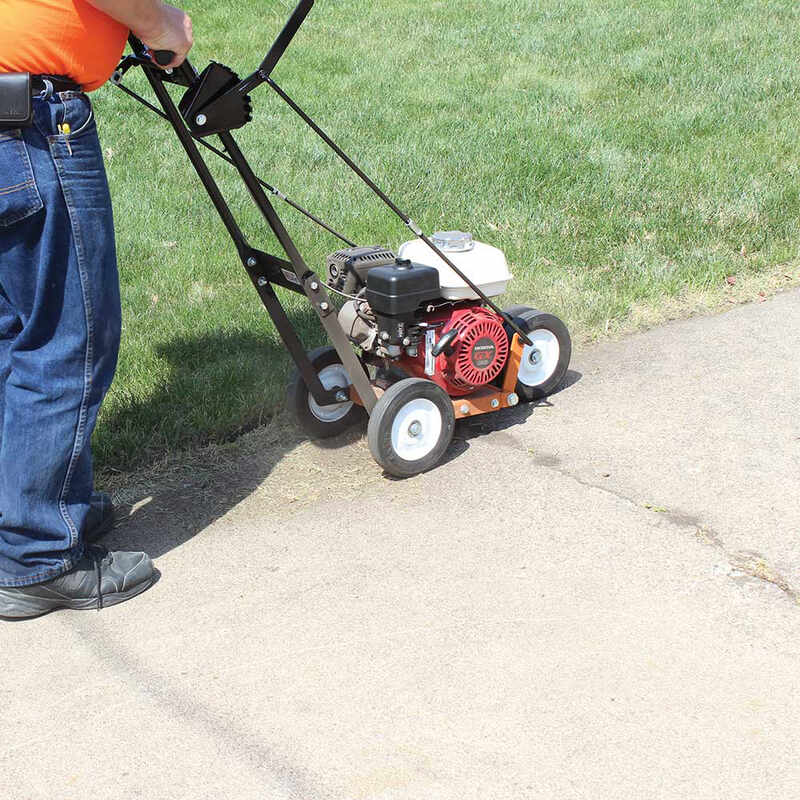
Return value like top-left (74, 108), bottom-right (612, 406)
top-left (0, 0), bottom-right (128, 91)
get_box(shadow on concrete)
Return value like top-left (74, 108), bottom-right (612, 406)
top-left (452, 368), bottom-right (583, 447)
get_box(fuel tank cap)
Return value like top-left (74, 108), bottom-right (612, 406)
top-left (431, 230), bottom-right (475, 252)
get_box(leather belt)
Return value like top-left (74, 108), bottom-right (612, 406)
top-left (32, 74), bottom-right (82, 95)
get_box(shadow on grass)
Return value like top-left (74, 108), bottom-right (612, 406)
top-left (96, 304), bottom-right (327, 474)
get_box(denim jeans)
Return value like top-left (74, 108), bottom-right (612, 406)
top-left (0, 92), bottom-right (121, 586)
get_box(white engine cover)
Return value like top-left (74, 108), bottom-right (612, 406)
top-left (397, 232), bottom-right (513, 301)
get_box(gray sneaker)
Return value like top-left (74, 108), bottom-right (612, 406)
top-left (0, 546), bottom-right (156, 620)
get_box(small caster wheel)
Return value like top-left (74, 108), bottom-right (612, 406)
top-left (288, 345), bottom-right (366, 439)
top-left (367, 378), bottom-right (455, 477)
top-left (504, 306), bottom-right (571, 402)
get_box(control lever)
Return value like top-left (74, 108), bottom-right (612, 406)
top-left (431, 328), bottom-right (458, 358)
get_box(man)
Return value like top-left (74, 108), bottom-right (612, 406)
top-left (0, 0), bottom-right (192, 619)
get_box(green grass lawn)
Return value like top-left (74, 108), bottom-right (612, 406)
top-left (93, 0), bottom-right (800, 473)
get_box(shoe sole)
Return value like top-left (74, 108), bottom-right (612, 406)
top-left (0, 571), bottom-right (159, 621)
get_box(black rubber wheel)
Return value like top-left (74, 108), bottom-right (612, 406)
top-left (367, 378), bottom-right (455, 478)
top-left (504, 306), bottom-right (572, 401)
top-left (287, 346), bottom-right (366, 439)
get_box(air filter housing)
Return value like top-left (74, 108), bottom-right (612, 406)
top-left (326, 245), bottom-right (397, 294)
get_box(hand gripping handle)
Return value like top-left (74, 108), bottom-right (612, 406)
top-left (153, 50), bottom-right (175, 66)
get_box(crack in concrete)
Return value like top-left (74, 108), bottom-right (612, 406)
top-left (727, 551), bottom-right (799, 604)
top-left (518, 444), bottom-right (800, 606)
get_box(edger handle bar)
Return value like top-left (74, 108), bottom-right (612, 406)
top-left (142, 0), bottom-right (314, 94)
top-left (136, 0), bottom-right (314, 84)
top-left (236, 0), bottom-right (315, 96)
top-left (257, 0), bottom-right (315, 80)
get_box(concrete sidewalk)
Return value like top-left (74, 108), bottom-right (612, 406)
top-left (3, 290), bottom-right (799, 799)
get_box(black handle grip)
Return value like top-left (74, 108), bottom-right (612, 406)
top-left (153, 50), bottom-right (175, 66)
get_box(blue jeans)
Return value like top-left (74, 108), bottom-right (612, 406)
top-left (0, 92), bottom-right (121, 587)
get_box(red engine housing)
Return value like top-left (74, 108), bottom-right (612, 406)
top-left (399, 306), bottom-right (510, 397)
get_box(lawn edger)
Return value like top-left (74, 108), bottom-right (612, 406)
top-left (112, 0), bottom-right (572, 477)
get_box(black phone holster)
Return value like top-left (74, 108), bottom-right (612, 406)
top-left (0, 73), bottom-right (33, 130)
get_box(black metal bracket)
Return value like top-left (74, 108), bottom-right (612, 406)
top-left (179, 62), bottom-right (253, 137)
top-left (244, 250), bottom-right (305, 295)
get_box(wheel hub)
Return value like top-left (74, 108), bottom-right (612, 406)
top-left (308, 364), bottom-right (354, 423)
top-left (517, 329), bottom-right (560, 388)
top-left (408, 420), bottom-right (423, 438)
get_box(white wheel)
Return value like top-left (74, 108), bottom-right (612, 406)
top-left (368, 378), bottom-right (455, 477)
top-left (503, 307), bottom-right (572, 401)
top-left (288, 346), bottom-right (366, 439)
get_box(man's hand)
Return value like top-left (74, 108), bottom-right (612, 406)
top-left (132, 3), bottom-right (193, 69)
top-left (87, 0), bottom-right (193, 69)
